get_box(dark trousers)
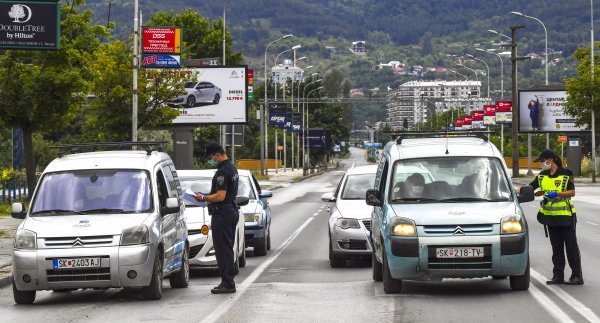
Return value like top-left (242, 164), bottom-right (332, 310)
top-left (547, 225), bottom-right (582, 279)
top-left (211, 206), bottom-right (239, 287)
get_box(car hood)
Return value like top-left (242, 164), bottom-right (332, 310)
top-left (390, 201), bottom-right (517, 226)
top-left (184, 206), bottom-right (211, 225)
top-left (23, 213), bottom-right (151, 238)
top-left (335, 200), bottom-right (373, 220)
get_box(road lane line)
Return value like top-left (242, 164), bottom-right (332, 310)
top-left (531, 269), bottom-right (600, 322)
top-left (587, 222), bottom-right (599, 226)
top-left (203, 215), bottom-right (316, 323)
top-left (528, 282), bottom-right (575, 323)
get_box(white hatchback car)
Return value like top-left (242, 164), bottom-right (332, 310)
top-left (177, 170), bottom-right (246, 270)
top-left (321, 164), bottom-right (377, 267)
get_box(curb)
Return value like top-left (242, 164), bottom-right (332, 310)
top-left (0, 273), bottom-right (11, 288)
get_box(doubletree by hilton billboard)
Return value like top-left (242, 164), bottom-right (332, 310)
top-left (0, 1), bottom-right (60, 50)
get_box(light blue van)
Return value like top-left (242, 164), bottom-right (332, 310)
top-left (366, 132), bottom-right (534, 293)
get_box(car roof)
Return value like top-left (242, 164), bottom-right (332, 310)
top-left (43, 151), bottom-right (173, 173)
top-left (385, 137), bottom-right (499, 160)
top-left (177, 168), bottom-right (252, 178)
top-left (346, 164), bottom-right (378, 175)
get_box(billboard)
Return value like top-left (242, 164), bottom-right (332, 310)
top-left (142, 27), bottom-right (182, 54)
top-left (269, 102), bottom-right (288, 114)
top-left (496, 100), bottom-right (512, 112)
top-left (0, 1), bottom-right (60, 50)
top-left (269, 113), bottom-right (286, 127)
top-left (302, 129), bottom-right (331, 149)
top-left (518, 90), bottom-right (584, 133)
top-left (171, 66), bottom-right (248, 124)
top-left (141, 54), bottom-right (181, 68)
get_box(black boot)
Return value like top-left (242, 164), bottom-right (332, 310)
top-left (546, 276), bottom-right (564, 285)
top-left (564, 276), bottom-right (584, 285)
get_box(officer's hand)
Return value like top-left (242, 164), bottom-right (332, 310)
top-left (545, 191), bottom-right (558, 200)
top-left (194, 193), bottom-right (204, 202)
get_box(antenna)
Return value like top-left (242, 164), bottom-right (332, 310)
top-left (445, 118), bottom-right (449, 155)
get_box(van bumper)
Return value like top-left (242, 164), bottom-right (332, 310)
top-left (385, 233), bottom-right (528, 280)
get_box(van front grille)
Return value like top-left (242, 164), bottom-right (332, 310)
top-left (423, 224), bottom-right (494, 236)
top-left (42, 235), bottom-right (115, 248)
top-left (46, 267), bottom-right (111, 282)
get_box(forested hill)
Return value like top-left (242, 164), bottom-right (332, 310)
top-left (89, 0), bottom-right (593, 55)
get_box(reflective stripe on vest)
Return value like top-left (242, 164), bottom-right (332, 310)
top-left (538, 175), bottom-right (575, 217)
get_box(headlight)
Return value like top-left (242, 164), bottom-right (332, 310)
top-left (244, 213), bottom-right (261, 222)
top-left (335, 218), bottom-right (361, 230)
top-left (390, 217), bottom-right (417, 236)
top-left (120, 225), bottom-right (149, 245)
top-left (14, 229), bottom-right (36, 249)
top-left (501, 215), bottom-right (525, 234)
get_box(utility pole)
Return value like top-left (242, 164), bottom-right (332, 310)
top-left (132, 0), bottom-right (139, 142)
top-left (511, 25), bottom-right (528, 178)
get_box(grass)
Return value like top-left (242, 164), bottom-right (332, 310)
top-left (0, 202), bottom-right (11, 217)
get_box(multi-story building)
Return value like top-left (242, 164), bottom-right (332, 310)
top-left (386, 80), bottom-right (490, 131)
top-left (272, 59), bottom-right (304, 85)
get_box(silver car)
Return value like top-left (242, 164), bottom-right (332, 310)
top-left (11, 146), bottom-right (189, 304)
top-left (177, 170), bottom-right (246, 270)
top-left (172, 81), bottom-right (222, 108)
top-left (322, 165), bottom-right (377, 267)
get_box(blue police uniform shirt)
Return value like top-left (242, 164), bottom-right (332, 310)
top-left (210, 159), bottom-right (239, 205)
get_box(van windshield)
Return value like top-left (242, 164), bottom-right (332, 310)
top-left (390, 157), bottom-right (512, 203)
top-left (31, 170), bottom-right (152, 215)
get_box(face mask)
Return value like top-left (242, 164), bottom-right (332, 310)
top-left (541, 161), bottom-right (551, 170)
top-left (207, 155), bottom-right (218, 167)
top-left (411, 186), bottom-right (424, 194)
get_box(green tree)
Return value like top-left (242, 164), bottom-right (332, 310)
top-left (564, 44), bottom-right (600, 130)
top-left (0, 1), bottom-right (110, 197)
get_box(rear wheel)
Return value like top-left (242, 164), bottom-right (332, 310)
top-left (169, 246), bottom-right (189, 288)
top-left (329, 237), bottom-right (345, 268)
top-left (372, 250), bottom-right (383, 281)
top-left (510, 258), bottom-right (530, 291)
top-left (13, 278), bottom-right (35, 304)
top-left (382, 250), bottom-right (402, 293)
top-left (142, 251), bottom-right (163, 300)
top-left (186, 95), bottom-right (196, 108)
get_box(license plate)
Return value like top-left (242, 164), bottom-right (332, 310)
top-left (436, 247), bottom-right (484, 258)
top-left (53, 257), bottom-right (101, 269)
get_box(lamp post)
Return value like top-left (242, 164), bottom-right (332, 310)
top-left (512, 11), bottom-right (552, 150)
top-left (457, 63), bottom-right (478, 81)
top-left (466, 54), bottom-right (490, 98)
top-left (297, 70), bottom-right (316, 170)
top-left (274, 45), bottom-right (301, 101)
top-left (293, 56), bottom-right (306, 170)
top-left (488, 29), bottom-right (512, 42)
top-left (263, 34), bottom-right (293, 176)
top-left (476, 47), bottom-right (506, 155)
top-left (592, 0), bottom-right (597, 182)
top-left (302, 79), bottom-right (323, 176)
top-left (305, 86), bottom-right (324, 173)
top-left (449, 69), bottom-right (468, 80)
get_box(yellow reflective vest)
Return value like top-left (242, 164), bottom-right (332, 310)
top-left (538, 175), bottom-right (576, 217)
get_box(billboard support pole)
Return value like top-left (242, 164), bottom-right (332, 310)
top-left (132, 0), bottom-right (139, 142)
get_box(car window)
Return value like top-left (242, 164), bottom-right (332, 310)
top-left (31, 170), bottom-right (153, 215)
top-left (184, 82), bottom-right (195, 89)
top-left (179, 177), bottom-right (212, 206)
top-left (341, 174), bottom-right (376, 200)
top-left (251, 174), bottom-right (262, 194)
top-left (238, 176), bottom-right (256, 199)
top-left (390, 157), bottom-right (512, 203)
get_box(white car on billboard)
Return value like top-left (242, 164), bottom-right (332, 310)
top-left (171, 81), bottom-right (222, 108)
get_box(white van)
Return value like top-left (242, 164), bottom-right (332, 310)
top-left (11, 143), bottom-right (189, 304)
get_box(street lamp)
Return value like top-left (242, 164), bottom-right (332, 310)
top-left (488, 29), bottom-right (512, 42)
top-left (290, 53), bottom-right (305, 171)
top-left (263, 34), bottom-right (293, 175)
top-left (302, 78), bottom-right (323, 175)
top-left (456, 63), bottom-right (478, 81)
top-left (449, 69), bottom-right (468, 80)
top-left (305, 86), bottom-right (324, 173)
top-left (476, 47), bottom-right (506, 155)
top-left (592, 0), bottom-right (597, 182)
top-left (466, 54), bottom-right (490, 98)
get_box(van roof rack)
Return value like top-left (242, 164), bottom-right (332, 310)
top-left (51, 142), bottom-right (167, 157)
top-left (394, 131), bottom-right (490, 144)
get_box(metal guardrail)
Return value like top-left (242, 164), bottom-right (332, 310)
top-left (1, 180), bottom-right (27, 202)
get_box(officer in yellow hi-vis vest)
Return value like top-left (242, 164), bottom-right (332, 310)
top-left (529, 149), bottom-right (583, 285)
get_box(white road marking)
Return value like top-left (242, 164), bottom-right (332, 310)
top-left (587, 222), bottom-right (599, 226)
top-left (531, 269), bottom-right (600, 322)
top-left (528, 282), bottom-right (575, 323)
top-left (313, 213), bottom-right (320, 216)
top-left (204, 215), bottom-right (316, 323)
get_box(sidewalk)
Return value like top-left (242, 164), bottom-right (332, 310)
top-left (0, 216), bottom-right (20, 287)
top-left (257, 167), bottom-right (330, 191)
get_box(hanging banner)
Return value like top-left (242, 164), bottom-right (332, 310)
top-left (0, 1), bottom-right (60, 50)
top-left (142, 27), bottom-right (182, 54)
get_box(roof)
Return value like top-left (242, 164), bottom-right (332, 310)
top-left (43, 150), bottom-right (172, 174)
top-left (177, 168), bottom-right (252, 178)
top-left (347, 164), bottom-right (378, 175)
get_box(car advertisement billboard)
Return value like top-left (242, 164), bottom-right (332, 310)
top-left (171, 66), bottom-right (248, 124)
top-left (518, 90), bottom-right (584, 133)
top-left (142, 27), bottom-right (181, 54)
top-left (141, 54), bottom-right (181, 68)
top-left (0, 1), bottom-right (60, 50)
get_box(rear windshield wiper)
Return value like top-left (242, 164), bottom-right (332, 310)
top-left (80, 208), bottom-right (128, 214)
top-left (439, 197), bottom-right (509, 203)
top-left (391, 197), bottom-right (439, 203)
top-left (31, 209), bottom-right (84, 215)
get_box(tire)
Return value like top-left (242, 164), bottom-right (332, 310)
top-left (254, 236), bottom-right (268, 256)
top-left (266, 228), bottom-right (272, 251)
top-left (169, 246), bottom-right (189, 288)
top-left (492, 275), bottom-right (508, 280)
top-left (328, 237), bottom-right (345, 268)
top-left (372, 250), bottom-right (383, 282)
top-left (13, 278), bottom-right (36, 305)
top-left (510, 258), bottom-right (530, 291)
top-left (239, 239), bottom-right (247, 268)
top-left (142, 250), bottom-right (163, 300)
top-left (382, 250), bottom-right (402, 294)
top-left (213, 94), bottom-right (220, 104)
top-left (186, 95), bottom-right (196, 108)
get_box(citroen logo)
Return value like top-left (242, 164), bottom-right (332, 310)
top-left (453, 226), bottom-right (465, 235)
top-left (72, 238), bottom-right (84, 247)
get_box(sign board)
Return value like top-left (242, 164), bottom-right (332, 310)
top-left (247, 69), bottom-right (254, 102)
top-left (484, 105), bottom-right (496, 116)
top-left (495, 112), bottom-right (513, 124)
top-left (225, 125), bottom-right (243, 147)
top-left (471, 110), bottom-right (483, 121)
top-left (462, 116), bottom-right (472, 125)
top-left (557, 135), bottom-right (568, 143)
top-left (0, 1), bottom-right (60, 50)
top-left (483, 115), bottom-right (496, 126)
top-left (269, 113), bottom-right (286, 126)
top-left (455, 119), bottom-right (463, 128)
top-left (496, 100), bottom-right (512, 112)
top-left (518, 90), bottom-right (584, 133)
top-left (183, 57), bottom-right (220, 67)
top-left (141, 54), bottom-right (181, 68)
top-left (142, 27), bottom-right (181, 54)
top-left (291, 121), bottom-right (302, 132)
top-left (301, 129), bottom-right (331, 149)
top-left (171, 66), bottom-right (248, 124)
top-left (269, 102), bottom-right (288, 114)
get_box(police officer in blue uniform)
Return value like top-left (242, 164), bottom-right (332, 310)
top-left (195, 142), bottom-right (240, 294)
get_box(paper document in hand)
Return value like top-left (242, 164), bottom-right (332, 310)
top-left (184, 188), bottom-right (207, 207)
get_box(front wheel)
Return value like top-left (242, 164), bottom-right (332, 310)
top-left (509, 258), bottom-right (530, 291)
top-left (142, 251), bottom-right (163, 300)
top-left (254, 236), bottom-right (268, 256)
top-left (169, 246), bottom-right (189, 288)
top-left (13, 278), bottom-right (36, 304)
top-left (266, 229), bottom-right (272, 251)
top-left (382, 250), bottom-right (402, 293)
top-left (372, 250), bottom-right (383, 282)
top-left (328, 237), bottom-right (345, 268)
top-left (213, 94), bottom-right (220, 104)
top-left (239, 239), bottom-right (247, 268)
top-left (186, 95), bottom-right (196, 108)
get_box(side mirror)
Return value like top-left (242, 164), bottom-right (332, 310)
top-left (259, 190), bottom-right (273, 198)
top-left (161, 197), bottom-right (181, 215)
top-left (517, 185), bottom-right (535, 203)
top-left (321, 192), bottom-right (336, 202)
top-left (366, 189), bottom-right (382, 207)
top-left (236, 196), bottom-right (250, 206)
top-left (11, 203), bottom-right (26, 219)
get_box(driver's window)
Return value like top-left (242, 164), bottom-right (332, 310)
top-left (156, 170), bottom-right (169, 208)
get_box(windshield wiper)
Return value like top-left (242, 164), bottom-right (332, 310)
top-left (439, 197), bottom-right (509, 203)
top-left (31, 209), bottom-right (84, 215)
top-left (80, 208), bottom-right (127, 214)
top-left (391, 197), bottom-right (439, 203)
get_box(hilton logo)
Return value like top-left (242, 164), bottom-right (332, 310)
top-left (453, 226), bottom-right (465, 235)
